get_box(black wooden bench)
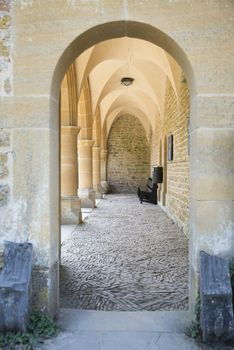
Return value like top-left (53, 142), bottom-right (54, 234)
top-left (138, 177), bottom-right (158, 204)
top-left (137, 167), bottom-right (163, 205)
top-left (0, 241), bottom-right (33, 332)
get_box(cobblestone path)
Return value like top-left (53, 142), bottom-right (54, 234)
top-left (60, 194), bottom-right (189, 311)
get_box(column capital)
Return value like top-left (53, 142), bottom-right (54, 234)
top-left (101, 148), bottom-right (108, 160)
top-left (61, 125), bottom-right (81, 135)
top-left (101, 148), bottom-right (108, 155)
top-left (78, 139), bottom-right (95, 147)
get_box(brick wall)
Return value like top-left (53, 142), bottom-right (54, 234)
top-left (107, 115), bottom-right (150, 193)
top-left (156, 75), bottom-right (190, 235)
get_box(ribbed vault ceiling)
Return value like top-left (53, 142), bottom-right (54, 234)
top-left (75, 37), bottom-right (182, 136)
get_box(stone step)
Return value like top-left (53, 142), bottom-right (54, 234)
top-left (40, 309), bottom-right (234, 350)
top-left (59, 308), bottom-right (190, 333)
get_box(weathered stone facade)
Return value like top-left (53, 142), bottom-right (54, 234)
top-left (0, 129), bottom-right (11, 269)
top-left (0, 0), bottom-right (12, 96)
top-left (107, 115), bottom-right (150, 193)
top-left (149, 75), bottom-right (190, 235)
top-left (163, 76), bottom-right (189, 235)
top-left (0, 0), bottom-right (12, 266)
top-left (0, 1), bottom-right (233, 318)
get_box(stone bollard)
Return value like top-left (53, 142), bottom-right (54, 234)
top-left (0, 241), bottom-right (33, 332)
top-left (200, 251), bottom-right (234, 342)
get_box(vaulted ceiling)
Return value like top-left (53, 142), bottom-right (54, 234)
top-left (75, 37), bottom-right (182, 137)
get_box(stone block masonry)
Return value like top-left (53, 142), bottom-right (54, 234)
top-left (107, 115), bottom-right (150, 193)
top-left (0, 130), bottom-right (11, 207)
top-left (1, 0), bottom-right (233, 318)
top-left (0, 0), bottom-right (12, 263)
top-left (0, 128), bottom-right (12, 267)
top-left (0, 0), bottom-right (12, 96)
top-left (151, 74), bottom-right (190, 235)
top-left (0, 153), bottom-right (8, 179)
top-left (0, 184), bottom-right (9, 206)
top-left (166, 76), bottom-right (190, 235)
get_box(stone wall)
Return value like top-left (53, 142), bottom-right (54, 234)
top-left (150, 114), bottom-right (160, 172)
top-left (0, 0), bottom-right (12, 272)
top-left (0, 2), bottom-right (12, 204)
top-left (155, 75), bottom-right (190, 235)
top-left (0, 129), bottom-right (11, 267)
top-left (107, 115), bottom-right (150, 193)
top-left (0, 130), bottom-right (11, 213)
top-left (0, 0), bottom-right (12, 96)
top-left (1, 0), bottom-right (233, 315)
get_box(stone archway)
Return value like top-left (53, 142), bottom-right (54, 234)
top-left (50, 20), bottom-right (196, 316)
top-left (1, 2), bottom-right (232, 323)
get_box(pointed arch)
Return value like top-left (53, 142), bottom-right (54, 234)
top-left (78, 78), bottom-right (93, 140)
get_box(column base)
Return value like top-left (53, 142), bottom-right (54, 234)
top-left (101, 181), bottom-right (109, 194)
top-left (94, 184), bottom-right (103, 199)
top-left (61, 196), bottom-right (82, 225)
top-left (189, 264), bottom-right (199, 321)
top-left (78, 188), bottom-right (96, 208)
top-left (157, 185), bottom-right (162, 203)
top-left (161, 192), bottom-right (167, 206)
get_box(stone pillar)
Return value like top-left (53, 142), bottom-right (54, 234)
top-left (92, 146), bottom-right (103, 199)
top-left (189, 97), bottom-right (234, 315)
top-left (78, 139), bottom-right (96, 208)
top-left (61, 126), bottom-right (82, 224)
top-left (100, 149), bottom-right (108, 194)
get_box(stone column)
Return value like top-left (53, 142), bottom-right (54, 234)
top-left (92, 146), bottom-right (103, 198)
top-left (61, 126), bottom-right (82, 224)
top-left (100, 149), bottom-right (108, 194)
top-left (78, 139), bottom-right (96, 208)
top-left (188, 96), bottom-right (234, 315)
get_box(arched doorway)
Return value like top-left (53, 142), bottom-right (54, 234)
top-left (49, 20), bottom-right (195, 316)
top-left (1, 1), bottom-right (232, 326)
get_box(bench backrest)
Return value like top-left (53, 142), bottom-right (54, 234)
top-left (146, 177), bottom-right (152, 190)
top-left (151, 183), bottom-right (158, 193)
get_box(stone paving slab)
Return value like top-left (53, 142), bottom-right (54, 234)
top-left (40, 309), bottom-right (234, 350)
top-left (58, 309), bottom-right (190, 332)
top-left (60, 194), bottom-right (189, 311)
top-left (40, 309), bottom-right (190, 350)
top-left (40, 331), bottom-right (198, 350)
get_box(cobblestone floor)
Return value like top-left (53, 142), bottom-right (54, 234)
top-left (60, 194), bottom-right (189, 311)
